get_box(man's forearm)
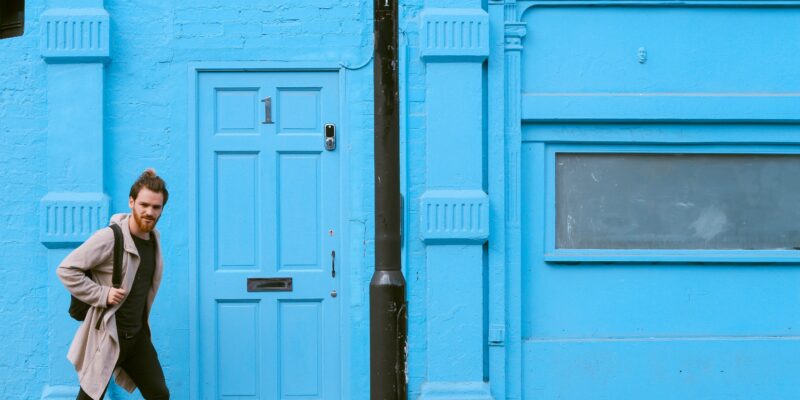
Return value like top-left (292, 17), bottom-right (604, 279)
top-left (57, 265), bottom-right (110, 308)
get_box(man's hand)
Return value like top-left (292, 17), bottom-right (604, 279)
top-left (107, 287), bottom-right (127, 306)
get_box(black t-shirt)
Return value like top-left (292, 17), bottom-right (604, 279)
top-left (116, 234), bottom-right (156, 337)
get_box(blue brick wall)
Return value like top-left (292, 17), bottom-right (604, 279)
top-left (100, 1), bottom-right (383, 399)
top-left (400, 3), bottom-right (429, 399)
top-left (1, 0), bottom-right (429, 399)
top-left (0, 0), bottom-right (50, 398)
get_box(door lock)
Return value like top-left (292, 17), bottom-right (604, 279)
top-left (325, 123), bottom-right (336, 151)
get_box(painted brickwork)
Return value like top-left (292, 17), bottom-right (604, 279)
top-left (0, 0), bottom-right (433, 399)
top-left (400, 4), bottom-right (428, 400)
top-left (0, 1), bottom-right (49, 398)
top-left (1, 1), bottom-right (787, 399)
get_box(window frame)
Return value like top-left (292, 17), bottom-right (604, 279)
top-left (544, 144), bottom-right (800, 263)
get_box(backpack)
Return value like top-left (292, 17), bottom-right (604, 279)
top-left (68, 223), bottom-right (123, 326)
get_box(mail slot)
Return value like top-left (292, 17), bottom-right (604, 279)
top-left (247, 277), bottom-right (293, 292)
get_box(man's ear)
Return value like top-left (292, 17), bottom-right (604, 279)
top-left (129, 196), bottom-right (135, 210)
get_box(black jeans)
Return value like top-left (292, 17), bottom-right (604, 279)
top-left (76, 330), bottom-right (169, 400)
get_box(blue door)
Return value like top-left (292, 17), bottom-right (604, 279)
top-left (197, 71), bottom-right (341, 399)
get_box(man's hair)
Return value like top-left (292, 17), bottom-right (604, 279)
top-left (129, 168), bottom-right (169, 205)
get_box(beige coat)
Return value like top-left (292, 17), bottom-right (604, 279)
top-left (57, 213), bottom-right (164, 400)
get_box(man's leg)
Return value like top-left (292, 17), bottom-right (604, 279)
top-left (76, 385), bottom-right (108, 400)
top-left (74, 332), bottom-right (129, 400)
top-left (119, 333), bottom-right (169, 400)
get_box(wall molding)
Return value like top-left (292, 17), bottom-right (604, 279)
top-left (504, 22), bottom-right (526, 51)
top-left (39, 192), bottom-right (109, 248)
top-left (420, 190), bottom-right (489, 243)
top-left (521, 93), bottom-right (800, 122)
top-left (420, 8), bottom-right (489, 63)
top-left (40, 385), bottom-right (81, 400)
top-left (40, 8), bottom-right (110, 63)
top-left (420, 381), bottom-right (494, 400)
top-left (518, 0), bottom-right (800, 15)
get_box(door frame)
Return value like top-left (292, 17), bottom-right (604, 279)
top-left (188, 62), bottom-right (350, 399)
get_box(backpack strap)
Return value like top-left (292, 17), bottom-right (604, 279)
top-left (109, 223), bottom-right (123, 289)
top-left (95, 224), bottom-right (123, 330)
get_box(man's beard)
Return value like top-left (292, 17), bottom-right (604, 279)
top-left (133, 209), bottom-right (159, 233)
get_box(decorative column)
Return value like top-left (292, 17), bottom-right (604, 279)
top-left (486, 1), bottom-right (508, 399)
top-left (419, 8), bottom-right (492, 400)
top-left (39, 4), bottom-right (110, 399)
top-left (502, 8), bottom-right (526, 399)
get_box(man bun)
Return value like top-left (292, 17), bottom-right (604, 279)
top-left (130, 168), bottom-right (169, 205)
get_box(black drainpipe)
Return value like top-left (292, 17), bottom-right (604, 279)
top-left (370, 0), bottom-right (407, 399)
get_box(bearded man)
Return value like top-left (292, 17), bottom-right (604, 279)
top-left (57, 169), bottom-right (170, 400)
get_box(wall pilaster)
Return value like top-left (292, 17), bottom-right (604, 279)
top-left (418, 7), bottom-right (493, 400)
top-left (502, 6), bottom-right (526, 399)
top-left (486, 1), bottom-right (508, 399)
top-left (39, 4), bottom-right (110, 399)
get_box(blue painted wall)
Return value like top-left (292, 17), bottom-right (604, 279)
top-left (0, 0), bottom-right (428, 398)
top-left (512, 2), bottom-right (800, 399)
top-left (98, 2), bottom-right (379, 397)
top-left (4, 0), bottom-right (799, 399)
top-left (0, 1), bottom-right (50, 398)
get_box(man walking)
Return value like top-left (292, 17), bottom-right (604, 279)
top-left (57, 169), bottom-right (170, 400)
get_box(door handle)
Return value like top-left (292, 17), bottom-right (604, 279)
top-left (331, 250), bottom-right (336, 278)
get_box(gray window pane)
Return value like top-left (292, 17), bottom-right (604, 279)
top-left (556, 153), bottom-right (800, 250)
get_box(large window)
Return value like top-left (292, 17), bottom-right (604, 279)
top-left (547, 146), bottom-right (800, 262)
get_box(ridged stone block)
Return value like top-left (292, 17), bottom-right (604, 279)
top-left (420, 8), bottom-right (489, 62)
top-left (419, 381), bottom-right (493, 400)
top-left (40, 192), bottom-right (109, 248)
top-left (40, 8), bottom-right (110, 63)
top-left (40, 385), bottom-right (81, 400)
top-left (420, 190), bottom-right (489, 243)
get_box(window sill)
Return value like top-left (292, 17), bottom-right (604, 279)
top-left (544, 249), bottom-right (800, 264)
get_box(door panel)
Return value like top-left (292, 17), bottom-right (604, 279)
top-left (278, 154), bottom-right (320, 270)
top-left (279, 301), bottom-right (323, 397)
top-left (198, 71), bottom-right (340, 400)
